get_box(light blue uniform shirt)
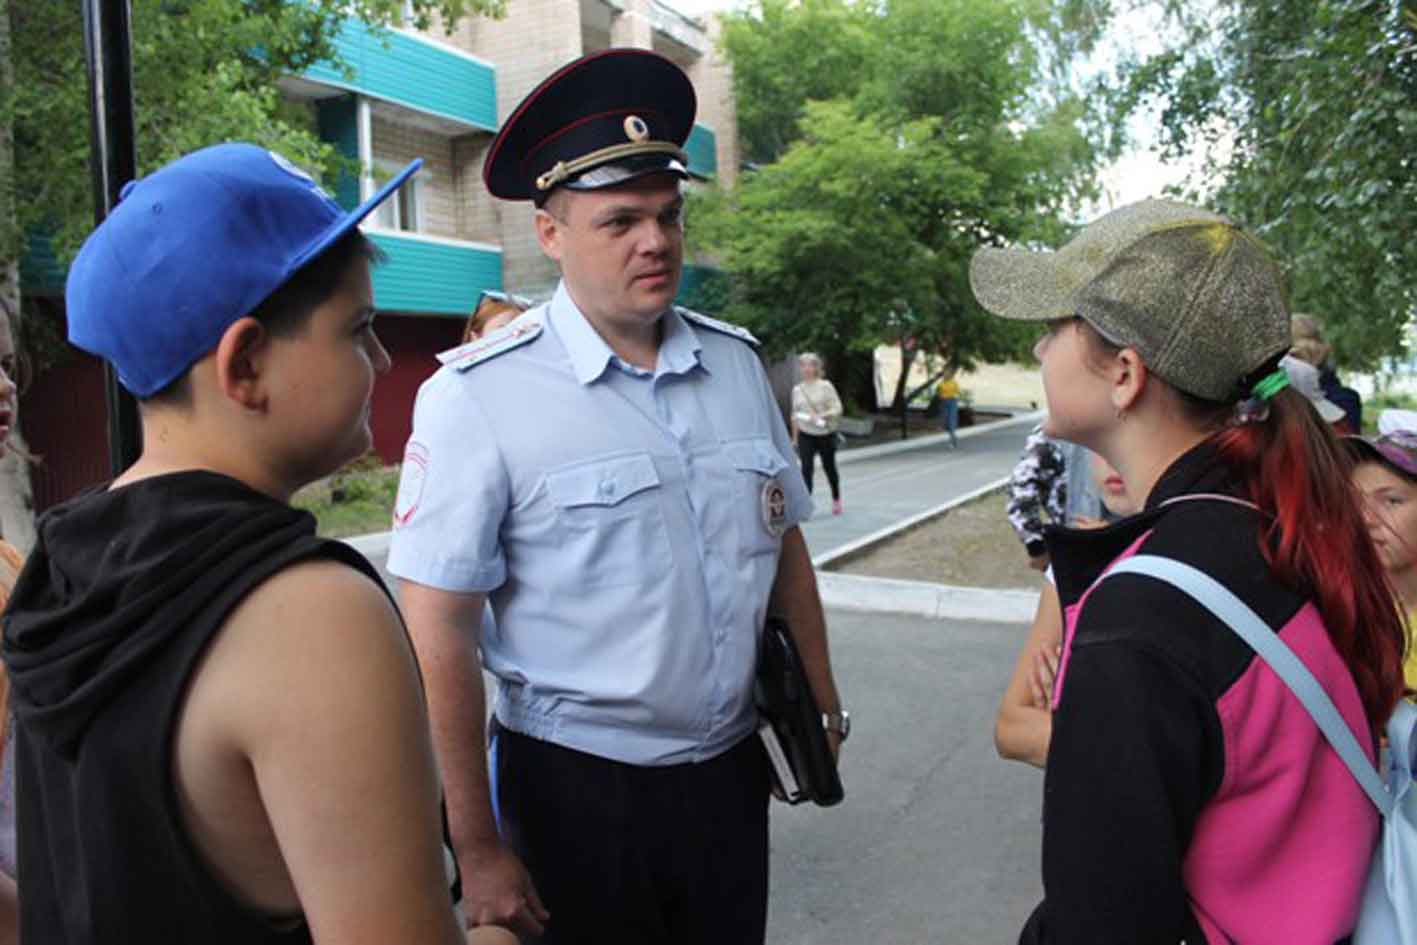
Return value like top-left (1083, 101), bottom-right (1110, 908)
top-left (387, 282), bottom-right (813, 765)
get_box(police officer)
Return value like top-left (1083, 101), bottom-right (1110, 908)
top-left (388, 49), bottom-right (847, 944)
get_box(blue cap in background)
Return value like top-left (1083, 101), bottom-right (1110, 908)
top-left (66, 142), bottom-right (421, 397)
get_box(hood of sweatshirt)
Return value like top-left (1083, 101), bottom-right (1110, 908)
top-left (2, 470), bottom-right (324, 758)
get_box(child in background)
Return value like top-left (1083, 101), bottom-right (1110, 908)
top-left (936, 370), bottom-right (961, 448)
top-left (0, 297), bottom-right (27, 945)
top-left (461, 290), bottom-right (533, 344)
top-left (1346, 411), bottom-right (1417, 693)
top-left (995, 451), bottom-right (1137, 767)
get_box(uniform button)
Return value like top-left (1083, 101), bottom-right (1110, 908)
top-left (599, 480), bottom-right (615, 497)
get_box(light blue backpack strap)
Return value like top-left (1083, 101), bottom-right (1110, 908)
top-left (1105, 555), bottom-right (1393, 815)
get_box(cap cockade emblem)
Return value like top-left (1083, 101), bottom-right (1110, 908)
top-left (624, 115), bottom-right (650, 143)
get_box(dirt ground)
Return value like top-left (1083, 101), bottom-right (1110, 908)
top-left (830, 489), bottom-right (1043, 589)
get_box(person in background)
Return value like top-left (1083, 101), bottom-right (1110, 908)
top-left (935, 369), bottom-right (961, 448)
top-left (0, 296), bottom-right (26, 945)
top-left (1005, 428), bottom-right (1109, 571)
top-left (791, 351), bottom-right (845, 515)
top-left (995, 452), bottom-right (1137, 768)
top-left (1281, 354), bottom-right (1348, 429)
top-left (1291, 313), bottom-right (1361, 433)
top-left (972, 198), bottom-right (1406, 944)
top-left (461, 291), bottom-right (533, 345)
top-left (1346, 411), bottom-right (1417, 693)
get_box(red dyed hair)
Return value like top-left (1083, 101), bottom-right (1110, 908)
top-left (1209, 390), bottom-right (1409, 724)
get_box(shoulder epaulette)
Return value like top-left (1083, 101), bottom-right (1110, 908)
top-left (437, 317), bottom-right (544, 372)
top-left (676, 307), bottom-right (759, 347)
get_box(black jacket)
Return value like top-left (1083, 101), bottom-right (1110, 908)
top-left (1020, 444), bottom-right (1376, 945)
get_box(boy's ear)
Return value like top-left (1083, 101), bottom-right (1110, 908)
top-left (214, 317), bottom-right (271, 412)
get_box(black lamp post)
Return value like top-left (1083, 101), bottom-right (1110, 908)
top-left (81, 0), bottom-right (142, 474)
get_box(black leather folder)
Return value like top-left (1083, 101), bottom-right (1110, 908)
top-left (755, 616), bottom-right (845, 807)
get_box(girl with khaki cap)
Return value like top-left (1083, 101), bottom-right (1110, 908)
top-left (971, 199), bottom-right (1408, 945)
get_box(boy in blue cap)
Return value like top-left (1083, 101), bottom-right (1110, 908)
top-left (1, 143), bottom-right (516, 945)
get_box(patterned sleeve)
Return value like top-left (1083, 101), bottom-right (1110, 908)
top-left (1006, 428), bottom-right (1066, 557)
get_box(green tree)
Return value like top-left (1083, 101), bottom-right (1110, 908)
top-left (693, 0), bottom-right (1111, 410)
top-left (4, 0), bottom-right (500, 268)
top-left (1114, 0), bottom-right (1417, 369)
top-left (0, 0), bottom-right (501, 546)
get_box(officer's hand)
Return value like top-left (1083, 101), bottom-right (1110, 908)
top-left (460, 842), bottom-right (550, 937)
top-left (466, 926), bottom-right (520, 945)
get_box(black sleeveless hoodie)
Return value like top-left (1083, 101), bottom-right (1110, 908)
top-left (2, 471), bottom-right (419, 943)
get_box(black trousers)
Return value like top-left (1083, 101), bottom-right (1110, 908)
top-left (491, 723), bottom-right (770, 945)
top-left (797, 432), bottom-right (841, 499)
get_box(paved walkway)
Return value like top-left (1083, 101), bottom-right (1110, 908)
top-left (802, 412), bottom-right (1038, 565)
top-left (769, 607), bottom-right (1041, 944)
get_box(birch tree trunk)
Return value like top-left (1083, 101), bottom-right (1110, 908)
top-left (0, 0), bottom-right (39, 555)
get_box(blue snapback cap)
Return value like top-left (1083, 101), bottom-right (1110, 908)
top-left (66, 142), bottom-right (422, 396)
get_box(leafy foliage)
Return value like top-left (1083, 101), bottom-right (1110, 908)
top-left (1114, 0), bottom-right (1417, 369)
top-left (1, 0), bottom-right (501, 269)
top-left (693, 0), bottom-right (1111, 404)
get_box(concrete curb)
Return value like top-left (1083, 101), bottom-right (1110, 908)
top-left (811, 476), bottom-right (1009, 569)
top-left (816, 572), bottom-right (1040, 625)
top-left (835, 409), bottom-right (1042, 466)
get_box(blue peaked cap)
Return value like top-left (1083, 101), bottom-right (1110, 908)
top-left (66, 142), bottom-right (421, 397)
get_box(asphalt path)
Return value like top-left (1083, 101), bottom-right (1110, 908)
top-left (800, 420), bottom-right (1035, 563)
top-left (768, 609), bottom-right (1042, 944)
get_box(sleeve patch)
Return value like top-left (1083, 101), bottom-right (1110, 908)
top-left (393, 441), bottom-right (430, 528)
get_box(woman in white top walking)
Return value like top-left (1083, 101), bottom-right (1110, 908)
top-left (791, 352), bottom-right (845, 514)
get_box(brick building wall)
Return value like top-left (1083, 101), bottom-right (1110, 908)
top-left (690, 16), bottom-right (739, 190)
top-left (452, 134), bottom-right (500, 246)
top-left (370, 116), bottom-right (462, 239)
top-left (447, 0), bottom-right (588, 296)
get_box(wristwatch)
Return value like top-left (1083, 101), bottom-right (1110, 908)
top-left (823, 710), bottom-right (851, 742)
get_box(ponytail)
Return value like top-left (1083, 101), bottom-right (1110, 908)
top-left (1210, 390), bottom-right (1408, 725)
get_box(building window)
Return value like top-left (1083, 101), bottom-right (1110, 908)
top-left (373, 162), bottom-right (422, 233)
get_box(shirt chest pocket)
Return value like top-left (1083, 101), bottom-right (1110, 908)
top-left (544, 453), bottom-right (672, 588)
top-left (725, 438), bottom-right (789, 558)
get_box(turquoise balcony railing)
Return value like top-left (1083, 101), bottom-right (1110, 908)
top-left (19, 232), bottom-right (66, 295)
top-left (685, 123), bottom-right (718, 179)
top-left (367, 231), bottom-right (502, 315)
top-left (303, 21), bottom-right (497, 132)
top-left (677, 263), bottom-right (726, 313)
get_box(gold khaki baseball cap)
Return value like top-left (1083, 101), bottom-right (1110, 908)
top-left (969, 199), bottom-right (1292, 402)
